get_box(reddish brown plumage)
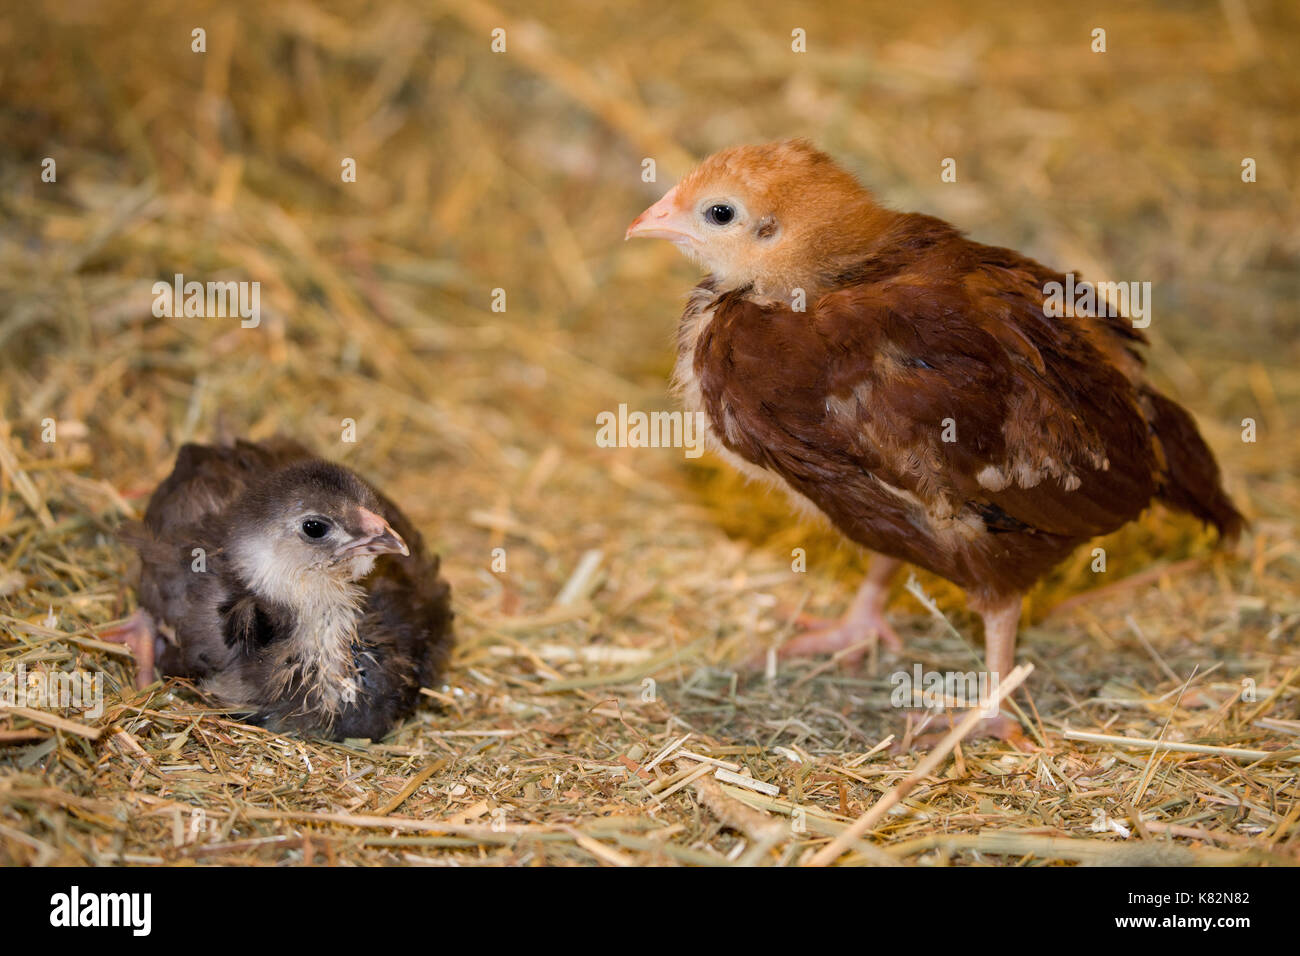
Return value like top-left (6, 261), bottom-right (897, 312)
top-left (629, 139), bottom-right (1242, 684)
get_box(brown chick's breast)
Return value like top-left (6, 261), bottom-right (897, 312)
top-left (691, 225), bottom-right (1164, 605)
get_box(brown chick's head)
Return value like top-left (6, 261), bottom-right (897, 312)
top-left (627, 139), bottom-right (893, 298)
top-left (227, 461), bottom-right (409, 602)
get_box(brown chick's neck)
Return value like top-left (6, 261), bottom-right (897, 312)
top-left (737, 206), bottom-right (952, 304)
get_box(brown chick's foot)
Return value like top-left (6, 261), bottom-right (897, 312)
top-left (98, 609), bottom-right (158, 690)
top-left (902, 711), bottom-right (1032, 753)
top-left (774, 557), bottom-right (903, 665)
top-left (779, 604), bottom-right (902, 664)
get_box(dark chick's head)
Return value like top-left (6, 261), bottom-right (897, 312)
top-left (227, 461), bottom-right (409, 602)
top-left (626, 139), bottom-right (891, 297)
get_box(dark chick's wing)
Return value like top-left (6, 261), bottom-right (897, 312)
top-left (363, 491), bottom-right (454, 690)
top-left (142, 438), bottom-right (315, 538)
top-left (332, 490), bottom-right (452, 739)
top-left (337, 561), bottom-right (452, 740)
top-left (126, 438), bottom-right (315, 678)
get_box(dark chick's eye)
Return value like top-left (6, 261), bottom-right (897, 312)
top-left (705, 203), bottom-right (735, 225)
top-left (301, 518), bottom-right (331, 539)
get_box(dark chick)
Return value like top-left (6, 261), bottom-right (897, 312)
top-left (627, 140), bottom-right (1242, 719)
top-left (104, 438), bottom-right (453, 740)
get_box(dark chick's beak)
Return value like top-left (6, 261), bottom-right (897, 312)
top-left (335, 507), bottom-right (409, 559)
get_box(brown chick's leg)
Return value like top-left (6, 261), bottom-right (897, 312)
top-left (902, 597), bottom-right (1029, 751)
top-left (971, 597), bottom-right (1025, 744)
top-left (979, 597), bottom-right (1021, 683)
top-left (98, 609), bottom-right (158, 690)
top-left (903, 705), bottom-right (1030, 752)
top-left (778, 556), bottom-right (903, 664)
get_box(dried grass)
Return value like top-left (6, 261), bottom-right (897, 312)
top-left (1, 0), bottom-right (1297, 866)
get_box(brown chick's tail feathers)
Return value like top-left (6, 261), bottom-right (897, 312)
top-left (1143, 386), bottom-right (1245, 542)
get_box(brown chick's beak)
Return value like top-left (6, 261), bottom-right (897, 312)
top-left (626, 186), bottom-right (696, 245)
top-left (336, 507), bottom-right (409, 559)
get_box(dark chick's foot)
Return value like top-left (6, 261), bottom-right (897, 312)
top-left (97, 609), bottom-right (158, 690)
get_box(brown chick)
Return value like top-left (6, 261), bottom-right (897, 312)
top-left (627, 139), bottom-right (1242, 714)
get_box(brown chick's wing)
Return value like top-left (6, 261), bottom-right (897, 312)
top-left (697, 275), bottom-right (1161, 549)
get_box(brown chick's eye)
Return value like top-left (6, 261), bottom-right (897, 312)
top-left (301, 519), bottom-right (330, 539)
top-left (705, 204), bottom-right (735, 225)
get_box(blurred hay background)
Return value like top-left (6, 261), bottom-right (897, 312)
top-left (0, 0), bottom-right (1297, 865)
